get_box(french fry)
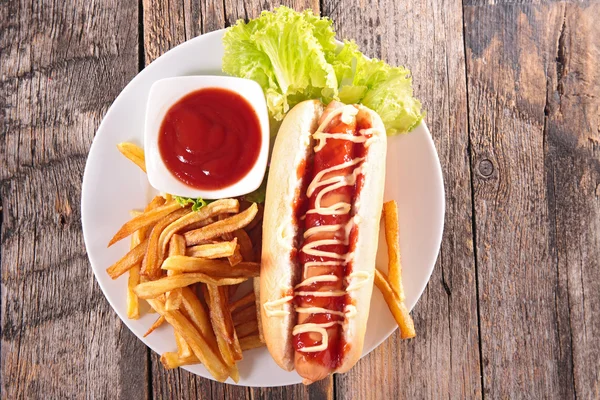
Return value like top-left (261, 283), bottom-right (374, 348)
top-left (175, 330), bottom-right (193, 358)
top-left (227, 245), bottom-right (243, 266)
top-left (165, 235), bottom-right (186, 311)
top-left (185, 203), bottom-right (258, 246)
top-left (235, 320), bottom-right (259, 338)
top-left (239, 335), bottom-right (265, 351)
top-left (161, 352), bottom-right (199, 369)
top-left (204, 285), bottom-right (243, 366)
top-left (134, 273), bottom-right (247, 299)
top-left (219, 213), bottom-right (235, 241)
top-left (109, 201), bottom-right (183, 246)
top-left (143, 315), bottom-right (165, 337)
top-left (106, 239), bottom-right (148, 279)
top-left (161, 257), bottom-right (260, 278)
top-left (374, 269), bottom-right (416, 339)
top-left (158, 199), bottom-right (240, 258)
top-left (228, 291), bottom-right (256, 313)
top-left (180, 287), bottom-right (216, 344)
top-left (186, 240), bottom-right (238, 259)
top-left (243, 203), bottom-right (263, 232)
top-left (142, 208), bottom-right (191, 279)
top-left (127, 229), bottom-right (144, 319)
top-left (232, 304), bottom-right (257, 327)
top-left (127, 266), bottom-right (141, 319)
top-left (117, 142), bottom-right (146, 173)
top-left (253, 278), bottom-right (264, 342)
top-left (147, 298), bottom-right (230, 382)
top-left (230, 284), bottom-right (243, 298)
top-left (383, 200), bottom-right (404, 301)
top-left (229, 365), bottom-right (240, 383)
top-left (232, 229), bottom-right (254, 261)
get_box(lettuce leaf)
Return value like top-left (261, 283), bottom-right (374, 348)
top-left (334, 41), bottom-right (424, 134)
top-left (223, 7), bottom-right (338, 121)
top-left (173, 196), bottom-right (210, 212)
top-left (222, 7), bottom-right (423, 135)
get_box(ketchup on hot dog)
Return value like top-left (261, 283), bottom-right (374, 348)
top-left (292, 102), bottom-right (371, 375)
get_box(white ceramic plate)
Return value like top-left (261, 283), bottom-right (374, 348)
top-left (81, 29), bottom-right (445, 387)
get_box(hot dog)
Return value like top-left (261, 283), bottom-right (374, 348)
top-left (260, 100), bottom-right (387, 384)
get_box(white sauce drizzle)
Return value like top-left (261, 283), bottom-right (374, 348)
top-left (263, 295), bottom-right (293, 317)
top-left (292, 321), bottom-right (343, 352)
top-left (293, 105), bottom-right (378, 353)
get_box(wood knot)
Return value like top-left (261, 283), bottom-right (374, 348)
top-left (478, 159), bottom-right (494, 177)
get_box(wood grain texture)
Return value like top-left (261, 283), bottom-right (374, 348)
top-left (3, 0), bottom-right (599, 398)
top-left (464, 1), bottom-right (599, 398)
top-left (0, 0), bottom-right (147, 399)
top-left (544, 3), bottom-right (600, 398)
top-left (142, 1), bottom-right (332, 398)
top-left (323, 0), bottom-right (482, 398)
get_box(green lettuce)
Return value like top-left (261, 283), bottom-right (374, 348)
top-left (223, 7), bottom-right (338, 121)
top-left (173, 196), bottom-right (210, 212)
top-left (334, 41), bottom-right (424, 134)
top-left (222, 6), bottom-right (423, 135)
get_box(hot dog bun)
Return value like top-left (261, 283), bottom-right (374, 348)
top-left (260, 100), bottom-right (324, 371)
top-left (260, 100), bottom-right (387, 381)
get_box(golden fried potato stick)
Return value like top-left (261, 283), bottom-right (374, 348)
top-left (228, 244), bottom-right (243, 266)
top-left (106, 239), bottom-right (148, 279)
top-left (142, 208), bottom-right (191, 279)
top-left (158, 199), bottom-right (240, 258)
top-left (161, 257), bottom-right (260, 278)
top-left (109, 201), bottom-right (183, 246)
top-left (184, 203), bottom-right (258, 246)
top-left (374, 269), bottom-right (415, 339)
top-left (204, 285), bottom-right (243, 366)
top-left (134, 273), bottom-right (247, 299)
top-left (239, 335), bottom-right (265, 351)
top-left (165, 234), bottom-right (186, 311)
top-left (186, 240), bottom-right (238, 259)
top-left (228, 291), bottom-right (256, 313)
top-left (383, 200), bottom-right (405, 301)
top-left (143, 315), bottom-right (165, 337)
top-left (175, 330), bottom-right (193, 358)
top-left (232, 229), bottom-right (254, 261)
top-left (160, 352), bottom-right (199, 369)
top-left (117, 142), bottom-right (146, 173)
top-left (235, 320), bottom-right (259, 338)
top-left (126, 229), bottom-right (145, 319)
top-left (180, 287), bottom-right (216, 344)
top-left (147, 298), bottom-right (230, 382)
top-left (232, 304), bottom-right (257, 327)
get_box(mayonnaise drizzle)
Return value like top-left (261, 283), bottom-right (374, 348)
top-left (263, 295), bottom-right (293, 317)
top-left (294, 105), bottom-right (376, 353)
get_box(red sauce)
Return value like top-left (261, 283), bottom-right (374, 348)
top-left (292, 108), bottom-right (367, 369)
top-left (158, 88), bottom-right (261, 190)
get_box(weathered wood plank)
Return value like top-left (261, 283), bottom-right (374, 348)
top-left (463, 2), bottom-right (596, 397)
top-left (142, 1), bottom-right (331, 397)
top-left (544, 3), bottom-right (600, 398)
top-left (0, 0), bottom-right (146, 398)
top-left (323, 0), bottom-right (482, 399)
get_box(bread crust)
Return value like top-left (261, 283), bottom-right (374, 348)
top-left (260, 100), bottom-right (387, 378)
top-left (260, 100), bottom-right (323, 371)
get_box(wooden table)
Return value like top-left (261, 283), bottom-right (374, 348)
top-left (2, 0), bottom-right (599, 398)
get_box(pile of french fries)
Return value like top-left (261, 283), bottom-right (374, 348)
top-left (108, 143), bottom-right (265, 382)
top-left (376, 200), bottom-right (416, 339)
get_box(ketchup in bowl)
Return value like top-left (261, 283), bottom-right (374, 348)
top-left (158, 88), bottom-right (261, 190)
